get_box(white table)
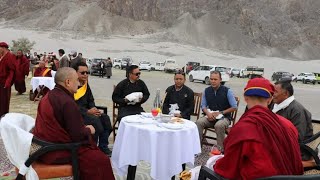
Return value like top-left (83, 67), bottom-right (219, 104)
top-left (111, 115), bottom-right (201, 180)
top-left (30, 77), bottom-right (55, 92)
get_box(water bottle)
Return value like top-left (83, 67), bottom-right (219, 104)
top-left (153, 88), bottom-right (161, 109)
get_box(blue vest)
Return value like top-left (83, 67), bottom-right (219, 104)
top-left (205, 85), bottom-right (231, 119)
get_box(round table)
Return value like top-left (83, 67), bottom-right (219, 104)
top-left (111, 114), bottom-right (201, 180)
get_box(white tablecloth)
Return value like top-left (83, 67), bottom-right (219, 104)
top-left (30, 77), bottom-right (55, 92)
top-left (111, 115), bottom-right (201, 180)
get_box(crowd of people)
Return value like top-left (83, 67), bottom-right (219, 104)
top-left (0, 40), bottom-right (317, 179)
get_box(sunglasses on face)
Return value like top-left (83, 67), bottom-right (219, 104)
top-left (79, 71), bottom-right (89, 75)
top-left (132, 72), bottom-right (141, 76)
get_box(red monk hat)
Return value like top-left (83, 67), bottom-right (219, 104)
top-left (244, 77), bottom-right (275, 98)
top-left (0, 42), bottom-right (9, 48)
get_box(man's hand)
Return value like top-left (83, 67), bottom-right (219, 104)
top-left (86, 125), bottom-right (95, 134)
top-left (212, 111), bottom-right (221, 119)
top-left (87, 107), bottom-right (102, 117)
top-left (206, 112), bottom-right (215, 121)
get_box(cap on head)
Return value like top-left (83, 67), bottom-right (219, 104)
top-left (244, 78), bottom-right (275, 98)
top-left (0, 42), bottom-right (9, 48)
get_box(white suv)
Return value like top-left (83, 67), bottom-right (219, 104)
top-left (295, 72), bottom-right (316, 84)
top-left (188, 65), bottom-right (230, 85)
top-left (139, 61), bottom-right (152, 71)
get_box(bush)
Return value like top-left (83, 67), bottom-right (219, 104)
top-left (11, 38), bottom-right (36, 53)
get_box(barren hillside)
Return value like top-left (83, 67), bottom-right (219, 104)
top-left (1, 0), bottom-right (320, 59)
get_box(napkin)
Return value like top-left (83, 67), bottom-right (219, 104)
top-left (205, 109), bottom-right (224, 120)
top-left (125, 92), bottom-right (143, 103)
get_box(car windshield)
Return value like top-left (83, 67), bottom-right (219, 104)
top-left (140, 61), bottom-right (150, 64)
top-left (215, 67), bottom-right (227, 72)
top-left (167, 60), bottom-right (175, 64)
top-left (232, 69), bottom-right (240, 71)
top-left (93, 59), bottom-right (101, 63)
top-left (304, 73), bottom-right (313, 76)
top-left (282, 72), bottom-right (290, 75)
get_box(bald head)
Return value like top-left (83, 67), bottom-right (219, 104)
top-left (55, 67), bottom-right (79, 94)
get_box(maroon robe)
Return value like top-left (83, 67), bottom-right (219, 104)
top-left (0, 52), bottom-right (16, 117)
top-left (33, 84), bottom-right (115, 180)
top-left (14, 55), bottom-right (29, 94)
top-left (214, 105), bottom-right (303, 179)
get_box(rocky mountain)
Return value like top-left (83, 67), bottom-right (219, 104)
top-left (1, 0), bottom-right (320, 59)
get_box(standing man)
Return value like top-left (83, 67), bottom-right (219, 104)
top-left (213, 78), bottom-right (303, 179)
top-left (58, 49), bottom-right (69, 68)
top-left (70, 50), bottom-right (82, 68)
top-left (105, 57), bottom-right (112, 79)
top-left (99, 60), bottom-right (105, 78)
top-left (162, 71), bottom-right (194, 120)
top-left (272, 80), bottom-right (313, 160)
top-left (14, 49), bottom-right (30, 95)
top-left (112, 65), bottom-right (150, 121)
top-left (195, 71), bottom-right (237, 150)
top-left (73, 62), bottom-right (112, 156)
top-left (0, 42), bottom-right (16, 117)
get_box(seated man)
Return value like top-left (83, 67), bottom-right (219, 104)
top-left (112, 65), bottom-right (150, 120)
top-left (213, 78), bottom-right (303, 179)
top-left (273, 80), bottom-right (313, 160)
top-left (195, 71), bottom-right (237, 150)
top-left (73, 62), bottom-right (112, 156)
top-left (162, 71), bottom-right (194, 120)
top-left (33, 61), bottom-right (52, 98)
top-left (32, 67), bottom-right (115, 179)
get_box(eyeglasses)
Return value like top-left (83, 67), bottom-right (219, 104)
top-left (132, 72), bottom-right (141, 76)
top-left (79, 71), bottom-right (89, 75)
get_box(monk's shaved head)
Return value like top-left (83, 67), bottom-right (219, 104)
top-left (55, 67), bottom-right (76, 84)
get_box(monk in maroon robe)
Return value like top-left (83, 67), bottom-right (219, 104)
top-left (214, 78), bottom-right (303, 179)
top-left (14, 49), bottom-right (30, 94)
top-left (33, 61), bottom-right (52, 96)
top-left (0, 42), bottom-right (16, 117)
top-left (33, 67), bottom-right (115, 180)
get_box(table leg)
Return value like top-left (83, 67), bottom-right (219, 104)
top-left (127, 165), bottom-right (137, 180)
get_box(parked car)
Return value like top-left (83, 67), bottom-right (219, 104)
top-left (241, 66), bottom-right (264, 78)
top-left (139, 61), bottom-right (152, 71)
top-left (164, 59), bottom-right (180, 73)
top-left (113, 58), bottom-right (121, 69)
top-left (120, 57), bottom-right (133, 69)
top-left (271, 71), bottom-right (294, 82)
top-left (186, 61), bottom-right (200, 74)
top-left (188, 65), bottom-right (230, 85)
top-left (230, 68), bottom-right (241, 77)
top-left (90, 58), bottom-right (106, 75)
top-left (295, 72), bottom-right (316, 84)
top-left (314, 72), bottom-right (320, 84)
top-left (153, 62), bottom-right (165, 71)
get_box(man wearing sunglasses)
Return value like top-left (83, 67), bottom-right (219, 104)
top-left (162, 71), bottom-right (194, 120)
top-left (112, 65), bottom-right (150, 121)
top-left (73, 61), bottom-right (113, 156)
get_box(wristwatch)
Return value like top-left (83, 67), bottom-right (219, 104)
top-left (220, 110), bottom-right (224, 115)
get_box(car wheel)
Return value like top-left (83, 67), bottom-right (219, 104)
top-left (115, 65), bottom-right (120, 69)
top-left (189, 75), bottom-right (194, 82)
top-left (272, 77), bottom-right (275, 81)
top-left (221, 82), bottom-right (226, 85)
top-left (205, 77), bottom-right (210, 85)
top-left (303, 79), bottom-right (306, 84)
top-left (248, 74), bottom-right (252, 79)
top-left (313, 81), bottom-right (316, 85)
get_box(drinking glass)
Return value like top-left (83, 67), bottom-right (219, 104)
top-left (151, 108), bottom-right (159, 120)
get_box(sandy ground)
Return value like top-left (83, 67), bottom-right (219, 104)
top-left (1, 27), bottom-right (320, 79)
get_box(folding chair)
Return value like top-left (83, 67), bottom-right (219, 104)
top-left (112, 85), bottom-right (120, 142)
top-left (201, 97), bottom-right (240, 146)
top-left (191, 92), bottom-right (202, 120)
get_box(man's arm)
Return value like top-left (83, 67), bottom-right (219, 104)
top-left (87, 85), bottom-right (96, 108)
top-left (112, 81), bottom-right (127, 105)
top-left (290, 109), bottom-right (307, 142)
top-left (221, 89), bottom-right (238, 115)
top-left (139, 80), bottom-right (150, 104)
top-left (181, 88), bottom-right (194, 119)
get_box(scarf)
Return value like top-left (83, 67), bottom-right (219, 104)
top-left (272, 96), bottom-right (295, 113)
top-left (42, 68), bottom-right (51, 77)
top-left (74, 82), bottom-right (87, 100)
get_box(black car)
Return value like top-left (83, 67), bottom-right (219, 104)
top-left (90, 58), bottom-right (106, 75)
top-left (186, 61), bottom-right (200, 74)
top-left (271, 71), bottom-right (293, 82)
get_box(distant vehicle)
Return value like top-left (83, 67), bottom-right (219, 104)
top-left (314, 72), bottom-right (320, 84)
top-left (139, 61), bottom-right (152, 71)
top-left (90, 58), bottom-right (106, 75)
top-left (230, 68), bottom-right (241, 77)
top-left (295, 72), bottom-right (316, 84)
top-left (241, 66), bottom-right (264, 79)
top-left (113, 58), bottom-right (121, 69)
top-left (271, 71), bottom-right (294, 82)
top-left (186, 61), bottom-right (200, 74)
top-left (164, 59), bottom-right (180, 73)
top-left (153, 62), bottom-right (165, 71)
top-left (188, 65), bottom-right (230, 85)
top-left (120, 57), bottom-right (133, 69)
